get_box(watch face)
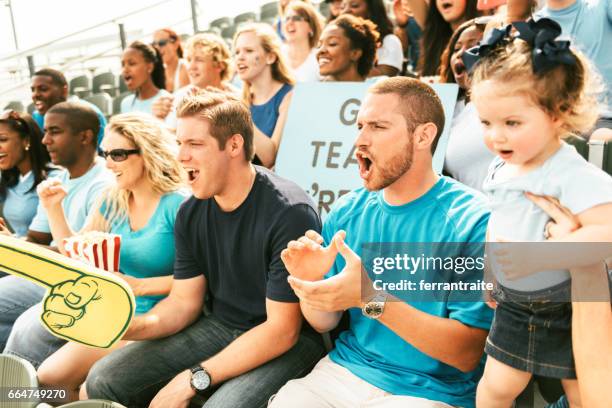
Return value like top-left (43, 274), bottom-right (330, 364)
top-left (191, 370), bottom-right (211, 391)
top-left (366, 303), bottom-right (383, 316)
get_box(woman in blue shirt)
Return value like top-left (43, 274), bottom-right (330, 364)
top-left (234, 23), bottom-right (295, 168)
top-left (35, 112), bottom-right (186, 401)
top-left (0, 110), bottom-right (56, 237)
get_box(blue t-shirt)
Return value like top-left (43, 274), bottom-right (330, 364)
top-left (102, 190), bottom-right (187, 314)
top-left (323, 177), bottom-right (492, 408)
top-left (32, 99), bottom-right (107, 147)
top-left (29, 157), bottom-right (114, 237)
top-left (120, 89), bottom-right (171, 115)
top-left (537, 0), bottom-right (612, 116)
top-left (0, 168), bottom-right (61, 237)
top-left (250, 83), bottom-right (293, 137)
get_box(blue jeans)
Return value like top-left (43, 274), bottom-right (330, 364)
top-left (3, 301), bottom-right (67, 368)
top-left (86, 314), bottom-right (325, 408)
top-left (0, 276), bottom-right (45, 352)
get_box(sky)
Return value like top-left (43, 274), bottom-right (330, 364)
top-left (1, 0), bottom-right (276, 56)
top-left (0, 0), bottom-right (282, 102)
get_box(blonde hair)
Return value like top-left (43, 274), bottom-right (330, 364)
top-left (88, 113), bottom-right (185, 231)
top-left (177, 89), bottom-right (255, 161)
top-left (286, 1), bottom-right (324, 48)
top-left (186, 33), bottom-right (233, 82)
top-left (471, 39), bottom-right (602, 137)
top-left (233, 23), bottom-right (295, 105)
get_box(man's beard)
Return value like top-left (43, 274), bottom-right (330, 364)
top-left (365, 138), bottom-right (414, 191)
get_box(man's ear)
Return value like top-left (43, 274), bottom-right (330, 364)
top-left (227, 133), bottom-right (245, 158)
top-left (412, 123), bottom-right (438, 152)
top-left (62, 85), bottom-right (69, 100)
top-left (80, 129), bottom-right (95, 147)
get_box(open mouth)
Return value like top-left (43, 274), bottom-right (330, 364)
top-left (34, 100), bottom-right (46, 111)
top-left (356, 150), bottom-right (373, 179)
top-left (453, 60), bottom-right (466, 76)
top-left (498, 149), bottom-right (514, 159)
top-left (185, 168), bottom-right (200, 183)
top-left (123, 74), bottom-right (134, 87)
top-left (318, 57), bottom-right (331, 67)
top-left (236, 64), bottom-right (248, 74)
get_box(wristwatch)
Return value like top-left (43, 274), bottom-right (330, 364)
top-left (189, 365), bottom-right (211, 395)
top-left (362, 294), bottom-right (387, 319)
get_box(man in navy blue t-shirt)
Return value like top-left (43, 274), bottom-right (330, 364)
top-left (85, 91), bottom-right (325, 407)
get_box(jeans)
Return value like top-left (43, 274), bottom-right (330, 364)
top-left (3, 301), bottom-right (67, 368)
top-left (0, 276), bottom-right (45, 351)
top-left (86, 314), bottom-right (325, 408)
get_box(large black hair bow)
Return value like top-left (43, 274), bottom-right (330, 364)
top-left (461, 25), bottom-right (512, 73)
top-left (513, 17), bottom-right (577, 74)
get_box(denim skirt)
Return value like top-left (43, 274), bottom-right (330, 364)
top-left (485, 281), bottom-right (575, 379)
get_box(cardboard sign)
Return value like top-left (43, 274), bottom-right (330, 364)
top-left (276, 82), bottom-right (458, 219)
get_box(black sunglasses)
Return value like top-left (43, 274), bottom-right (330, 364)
top-left (151, 38), bottom-right (176, 48)
top-left (101, 148), bottom-right (140, 162)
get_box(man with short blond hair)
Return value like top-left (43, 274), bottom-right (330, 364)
top-left (86, 90), bottom-right (324, 407)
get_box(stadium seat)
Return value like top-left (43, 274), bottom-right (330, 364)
top-left (234, 12), bottom-right (257, 25)
top-left (209, 16), bottom-right (232, 31)
top-left (69, 74), bottom-right (92, 98)
top-left (92, 72), bottom-right (117, 97)
top-left (198, 27), bottom-right (221, 36)
top-left (0, 354), bottom-right (38, 408)
top-left (318, 1), bottom-right (330, 18)
top-left (221, 24), bottom-right (238, 40)
top-left (260, 1), bottom-right (279, 19)
top-left (27, 102), bottom-right (35, 114)
top-left (4, 100), bottom-right (25, 112)
top-left (85, 93), bottom-right (113, 117)
top-left (565, 135), bottom-right (588, 160)
top-left (113, 91), bottom-right (131, 115)
top-left (589, 139), bottom-right (612, 175)
top-left (57, 401), bottom-right (126, 408)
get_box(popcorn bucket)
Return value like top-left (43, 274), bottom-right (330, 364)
top-left (63, 232), bottom-right (121, 272)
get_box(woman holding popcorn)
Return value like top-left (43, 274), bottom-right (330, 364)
top-left (34, 112), bottom-right (187, 401)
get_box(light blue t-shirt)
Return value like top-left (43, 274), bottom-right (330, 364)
top-left (120, 89), bottom-right (171, 115)
top-left (0, 168), bottom-right (61, 237)
top-left (102, 190), bottom-right (187, 314)
top-left (29, 157), bottom-right (114, 236)
top-left (32, 98), bottom-right (107, 147)
top-left (537, 0), bottom-right (612, 116)
top-left (484, 142), bottom-right (612, 291)
top-left (323, 177), bottom-right (493, 408)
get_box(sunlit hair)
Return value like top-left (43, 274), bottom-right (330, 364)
top-left (278, 0), bottom-right (312, 17)
top-left (286, 1), bottom-right (324, 48)
top-left (332, 14), bottom-right (380, 78)
top-left (176, 89), bottom-right (255, 161)
top-left (470, 39), bottom-right (602, 137)
top-left (88, 113), bottom-right (184, 231)
top-left (233, 23), bottom-right (295, 105)
top-left (368, 77), bottom-right (445, 153)
top-left (186, 33), bottom-right (233, 82)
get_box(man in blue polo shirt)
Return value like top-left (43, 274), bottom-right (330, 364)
top-left (31, 68), bottom-right (107, 146)
top-left (271, 77), bottom-right (493, 407)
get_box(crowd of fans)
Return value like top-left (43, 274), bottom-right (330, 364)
top-left (1, 0), bottom-right (611, 407)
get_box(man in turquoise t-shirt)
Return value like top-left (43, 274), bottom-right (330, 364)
top-left (271, 78), bottom-right (493, 408)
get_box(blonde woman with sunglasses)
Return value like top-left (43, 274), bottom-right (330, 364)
top-left (34, 112), bottom-right (187, 402)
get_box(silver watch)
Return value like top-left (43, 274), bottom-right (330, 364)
top-left (190, 365), bottom-right (211, 395)
top-left (362, 294), bottom-right (387, 319)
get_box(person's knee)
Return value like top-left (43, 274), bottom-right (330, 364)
top-left (85, 358), bottom-right (122, 401)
